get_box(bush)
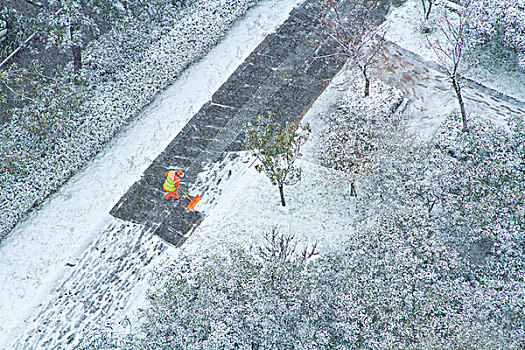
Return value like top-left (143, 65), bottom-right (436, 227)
top-left (317, 77), bottom-right (403, 173)
top-left (466, 0), bottom-right (525, 68)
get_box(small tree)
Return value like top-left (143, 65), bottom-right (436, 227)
top-left (420, 0), bottom-right (436, 20)
top-left (244, 114), bottom-right (311, 207)
top-left (427, 5), bottom-right (471, 131)
top-left (317, 0), bottom-right (387, 97)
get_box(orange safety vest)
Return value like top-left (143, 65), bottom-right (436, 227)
top-left (163, 170), bottom-right (180, 192)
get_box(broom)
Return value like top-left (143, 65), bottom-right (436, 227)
top-left (178, 187), bottom-right (202, 211)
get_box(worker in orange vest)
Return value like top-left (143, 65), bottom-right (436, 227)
top-left (163, 169), bottom-right (184, 200)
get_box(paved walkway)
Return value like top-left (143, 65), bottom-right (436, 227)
top-left (110, 0), bottom-right (348, 245)
top-left (14, 221), bottom-right (166, 349)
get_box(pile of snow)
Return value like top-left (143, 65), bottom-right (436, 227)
top-left (0, 0), bottom-right (261, 241)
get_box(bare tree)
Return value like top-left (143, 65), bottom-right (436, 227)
top-left (420, 0), bottom-right (436, 20)
top-left (317, 0), bottom-right (387, 97)
top-left (257, 226), bottom-right (318, 263)
top-left (427, 5), bottom-right (471, 131)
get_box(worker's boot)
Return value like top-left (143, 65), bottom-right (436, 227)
top-left (163, 191), bottom-right (179, 200)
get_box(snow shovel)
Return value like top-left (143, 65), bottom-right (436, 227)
top-left (179, 187), bottom-right (201, 211)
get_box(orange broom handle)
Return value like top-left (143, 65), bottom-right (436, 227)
top-left (178, 187), bottom-right (193, 201)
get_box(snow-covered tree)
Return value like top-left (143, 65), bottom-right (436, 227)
top-left (419, 0), bottom-right (437, 20)
top-left (426, 5), bottom-right (471, 131)
top-left (317, 0), bottom-right (388, 97)
top-left (0, 62), bottom-right (79, 145)
top-left (44, 0), bottom-right (99, 83)
top-left (318, 77), bottom-right (404, 173)
top-left (244, 114), bottom-right (311, 207)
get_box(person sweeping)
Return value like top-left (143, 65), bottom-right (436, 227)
top-left (163, 169), bottom-right (184, 200)
top-left (162, 168), bottom-right (202, 211)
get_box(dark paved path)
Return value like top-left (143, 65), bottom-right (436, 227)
top-left (110, 0), bottom-right (350, 246)
top-left (14, 221), bottom-right (167, 349)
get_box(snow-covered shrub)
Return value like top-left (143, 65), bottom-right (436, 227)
top-left (432, 115), bottom-right (525, 294)
top-left (257, 226), bottom-right (318, 263)
top-left (465, 0), bottom-right (525, 68)
top-left (318, 77), bottom-right (404, 173)
top-left (141, 249), bottom-right (322, 349)
top-left (79, 207), bottom-right (524, 349)
top-left (356, 112), bottom-right (525, 347)
top-left (331, 204), bottom-right (524, 348)
top-left (366, 112), bottom-right (525, 263)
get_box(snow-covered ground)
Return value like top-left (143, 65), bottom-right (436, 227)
top-left (374, 0), bottom-right (525, 140)
top-left (185, 70), bottom-right (358, 256)
top-left (1, 0), bottom-right (524, 347)
top-left (0, 0), bottom-right (303, 347)
top-left (384, 0), bottom-right (525, 102)
top-left (113, 62), bottom-right (360, 343)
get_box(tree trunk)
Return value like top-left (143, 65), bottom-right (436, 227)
top-left (278, 184), bottom-right (286, 207)
top-left (72, 45), bottom-right (82, 84)
top-left (363, 67), bottom-right (370, 97)
top-left (425, 0), bottom-right (433, 20)
top-left (420, 0), bottom-right (427, 19)
top-left (452, 75), bottom-right (468, 131)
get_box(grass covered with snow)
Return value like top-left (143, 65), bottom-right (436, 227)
top-left (0, 0), bottom-right (261, 241)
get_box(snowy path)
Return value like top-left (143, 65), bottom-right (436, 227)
top-left (14, 222), bottom-right (166, 348)
top-left (0, 0), bottom-right (303, 347)
top-left (7, 0), bottom-right (352, 345)
top-left (375, 41), bottom-right (525, 139)
top-left (380, 0), bottom-right (525, 138)
top-left (109, 0), bottom-right (347, 245)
